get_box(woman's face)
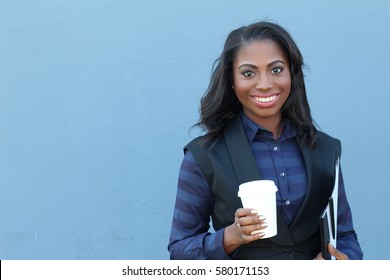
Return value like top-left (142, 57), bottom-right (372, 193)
top-left (232, 40), bottom-right (291, 128)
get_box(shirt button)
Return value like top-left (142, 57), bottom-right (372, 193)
top-left (273, 146), bottom-right (278, 151)
top-left (280, 172), bottom-right (285, 178)
top-left (285, 200), bottom-right (290, 205)
top-left (283, 247), bottom-right (291, 252)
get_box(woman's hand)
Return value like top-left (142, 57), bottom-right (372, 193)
top-left (223, 208), bottom-right (268, 254)
top-left (314, 243), bottom-right (349, 260)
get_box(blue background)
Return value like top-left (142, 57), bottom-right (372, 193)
top-left (1, 0), bottom-right (389, 259)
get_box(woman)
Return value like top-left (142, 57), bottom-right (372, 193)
top-left (168, 21), bottom-right (363, 260)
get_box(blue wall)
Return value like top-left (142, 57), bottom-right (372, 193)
top-left (1, 0), bottom-right (389, 259)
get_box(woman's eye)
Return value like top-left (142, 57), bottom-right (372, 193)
top-left (242, 71), bottom-right (255, 77)
top-left (271, 67), bottom-right (283, 74)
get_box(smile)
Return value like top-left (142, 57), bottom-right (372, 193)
top-left (253, 95), bottom-right (277, 103)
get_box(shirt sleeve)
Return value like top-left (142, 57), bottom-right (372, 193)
top-left (168, 151), bottom-right (231, 259)
top-left (336, 165), bottom-right (364, 259)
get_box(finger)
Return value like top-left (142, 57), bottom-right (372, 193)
top-left (237, 215), bottom-right (266, 227)
top-left (235, 208), bottom-right (261, 218)
top-left (328, 243), bottom-right (348, 260)
top-left (240, 230), bottom-right (266, 244)
top-left (313, 252), bottom-right (324, 260)
top-left (241, 222), bottom-right (268, 236)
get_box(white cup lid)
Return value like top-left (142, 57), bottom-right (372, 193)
top-left (238, 180), bottom-right (278, 197)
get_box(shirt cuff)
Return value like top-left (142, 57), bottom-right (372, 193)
top-left (204, 228), bottom-right (233, 260)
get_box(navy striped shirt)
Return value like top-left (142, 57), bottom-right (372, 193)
top-left (168, 113), bottom-right (363, 259)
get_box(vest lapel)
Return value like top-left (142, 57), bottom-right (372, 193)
top-left (289, 141), bottom-right (335, 242)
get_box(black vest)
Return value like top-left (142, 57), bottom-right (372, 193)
top-left (185, 116), bottom-right (341, 259)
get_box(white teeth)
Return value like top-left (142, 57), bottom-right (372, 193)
top-left (254, 95), bottom-right (277, 103)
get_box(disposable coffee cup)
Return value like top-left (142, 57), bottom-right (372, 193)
top-left (237, 180), bottom-right (278, 238)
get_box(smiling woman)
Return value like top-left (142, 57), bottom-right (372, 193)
top-left (168, 21), bottom-right (363, 260)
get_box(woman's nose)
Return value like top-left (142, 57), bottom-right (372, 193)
top-left (255, 75), bottom-right (273, 91)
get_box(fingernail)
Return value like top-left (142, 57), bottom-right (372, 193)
top-left (250, 210), bottom-right (259, 214)
top-left (258, 215), bottom-right (266, 220)
top-left (262, 222), bottom-right (268, 227)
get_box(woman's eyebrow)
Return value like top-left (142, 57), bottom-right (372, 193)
top-left (237, 63), bottom-right (257, 70)
top-left (267, 60), bottom-right (286, 67)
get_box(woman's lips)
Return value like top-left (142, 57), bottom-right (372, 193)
top-left (251, 93), bottom-right (280, 108)
top-left (253, 94), bottom-right (278, 103)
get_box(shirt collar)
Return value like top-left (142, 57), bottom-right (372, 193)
top-left (240, 111), bottom-right (296, 143)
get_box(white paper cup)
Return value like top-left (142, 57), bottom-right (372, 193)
top-left (237, 180), bottom-right (278, 238)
